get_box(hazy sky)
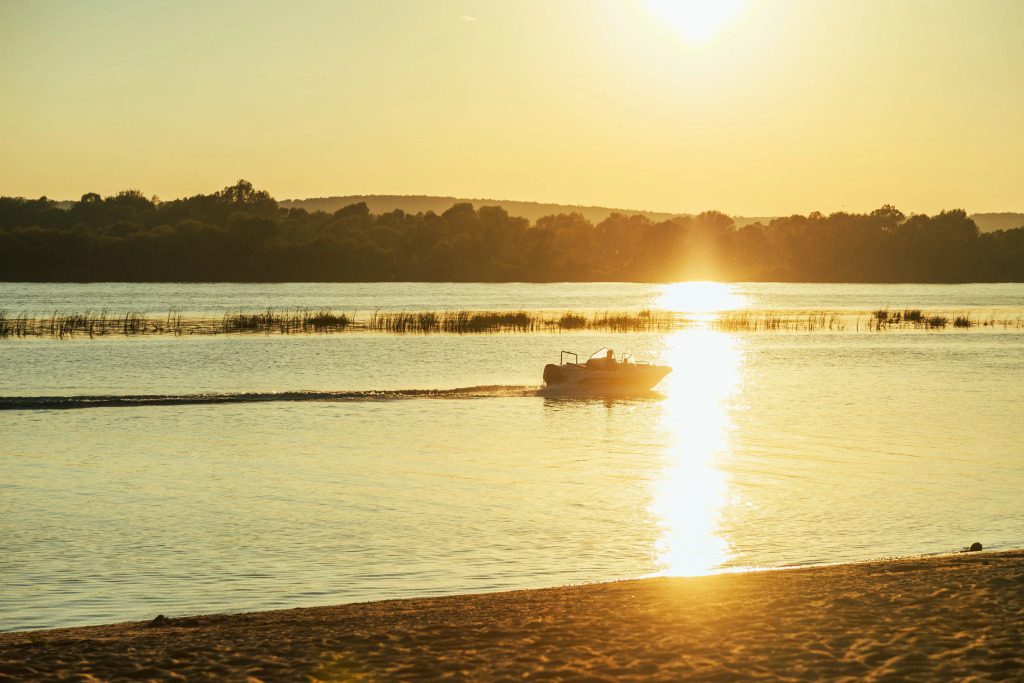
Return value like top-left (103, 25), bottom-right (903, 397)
top-left (2, 0), bottom-right (1021, 215)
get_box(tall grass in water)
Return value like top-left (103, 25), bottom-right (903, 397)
top-left (558, 313), bottom-right (587, 330)
top-left (867, 308), bottom-right (954, 330)
top-left (716, 311), bottom-right (772, 331)
top-left (715, 311), bottom-right (752, 331)
top-left (807, 312), bottom-right (845, 331)
top-left (368, 310), bottom-right (535, 333)
top-left (591, 309), bottom-right (669, 332)
top-left (447, 311), bottom-right (534, 333)
top-left (221, 309), bottom-right (277, 334)
top-left (872, 309), bottom-right (908, 329)
top-left (0, 310), bottom-right (29, 338)
top-left (34, 309), bottom-right (142, 338)
top-left (40, 309), bottom-right (141, 337)
top-left (713, 311), bottom-right (845, 332)
top-left (121, 311), bottom-right (145, 335)
top-left (365, 309), bottom-right (672, 334)
top-left (222, 308), bottom-right (351, 334)
top-left (0, 307), bottom-right (349, 338)
top-left (166, 308), bottom-right (184, 335)
top-left (302, 309), bottom-right (351, 332)
top-left (2, 305), bottom-right (1021, 339)
top-left (367, 310), bottom-right (443, 333)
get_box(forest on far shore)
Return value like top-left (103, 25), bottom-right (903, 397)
top-left (2, 180), bottom-right (1022, 283)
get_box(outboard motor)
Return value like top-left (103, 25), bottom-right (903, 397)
top-left (543, 363), bottom-right (563, 385)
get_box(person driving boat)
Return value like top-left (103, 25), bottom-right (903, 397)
top-left (586, 348), bottom-right (618, 371)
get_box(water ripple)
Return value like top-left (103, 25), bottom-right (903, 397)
top-left (0, 386), bottom-right (540, 410)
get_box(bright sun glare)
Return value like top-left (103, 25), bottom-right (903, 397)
top-left (656, 281), bottom-right (746, 317)
top-left (653, 330), bottom-right (742, 575)
top-left (643, 0), bottom-right (749, 45)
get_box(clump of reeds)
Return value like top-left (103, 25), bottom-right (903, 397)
top-left (763, 312), bottom-right (786, 330)
top-left (806, 312), bottom-right (845, 331)
top-left (715, 311), bottom-right (780, 332)
top-left (867, 307), bottom-right (956, 331)
top-left (451, 311), bottom-right (534, 333)
top-left (30, 309), bottom-right (136, 338)
top-left (714, 311), bottom-right (754, 332)
top-left (121, 311), bottom-right (145, 335)
top-left (363, 309), bottom-right (676, 334)
top-left (367, 310), bottom-right (537, 334)
top-left (46, 309), bottom-right (144, 337)
top-left (368, 310), bottom-right (442, 333)
top-left (872, 309), bottom-right (906, 329)
top-left (714, 310), bottom-right (845, 332)
top-left (0, 310), bottom-right (29, 338)
top-left (558, 313), bottom-right (587, 330)
top-left (166, 308), bottom-right (184, 335)
top-left (301, 308), bottom-right (350, 332)
top-left (590, 309), bottom-right (669, 333)
top-left (220, 308), bottom-right (352, 334)
top-left (222, 309), bottom-right (278, 334)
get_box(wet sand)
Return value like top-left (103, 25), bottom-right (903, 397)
top-left (2, 550), bottom-right (1023, 681)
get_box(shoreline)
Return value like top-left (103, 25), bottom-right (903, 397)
top-left (3, 550), bottom-right (1023, 681)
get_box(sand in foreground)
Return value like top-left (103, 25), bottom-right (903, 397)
top-left (2, 551), bottom-right (1023, 681)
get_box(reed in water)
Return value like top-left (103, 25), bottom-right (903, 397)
top-left (1, 308), bottom-right (1021, 339)
top-left (219, 308), bottom-right (352, 334)
top-left (713, 311), bottom-right (847, 332)
top-left (366, 309), bottom-right (671, 334)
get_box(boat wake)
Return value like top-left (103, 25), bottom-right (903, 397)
top-left (536, 385), bottom-right (667, 400)
top-left (0, 385), bottom-right (543, 411)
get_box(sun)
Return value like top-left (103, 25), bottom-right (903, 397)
top-left (642, 0), bottom-right (750, 46)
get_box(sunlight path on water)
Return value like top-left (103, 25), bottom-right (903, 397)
top-left (653, 330), bottom-right (742, 575)
top-left (655, 281), bottom-right (748, 322)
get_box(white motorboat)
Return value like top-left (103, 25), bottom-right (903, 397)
top-left (542, 348), bottom-right (671, 391)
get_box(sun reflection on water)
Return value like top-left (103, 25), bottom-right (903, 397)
top-left (652, 329), bottom-right (742, 576)
top-left (656, 281), bottom-right (747, 315)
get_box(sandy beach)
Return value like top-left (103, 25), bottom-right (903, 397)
top-left (2, 550), bottom-right (1022, 682)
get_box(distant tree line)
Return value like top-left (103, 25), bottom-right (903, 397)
top-left (1, 180), bottom-right (1022, 282)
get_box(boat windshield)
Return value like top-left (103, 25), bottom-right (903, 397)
top-left (589, 347), bottom-right (613, 361)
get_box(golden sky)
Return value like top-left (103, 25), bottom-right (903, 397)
top-left (1, 0), bottom-right (1021, 215)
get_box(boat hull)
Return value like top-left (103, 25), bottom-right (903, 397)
top-left (543, 363), bottom-right (671, 392)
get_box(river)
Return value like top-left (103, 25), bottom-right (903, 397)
top-left (2, 282), bottom-right (1022, 631)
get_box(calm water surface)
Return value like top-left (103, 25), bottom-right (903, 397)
top-left (2, 282), bottom-right (1023, 631)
